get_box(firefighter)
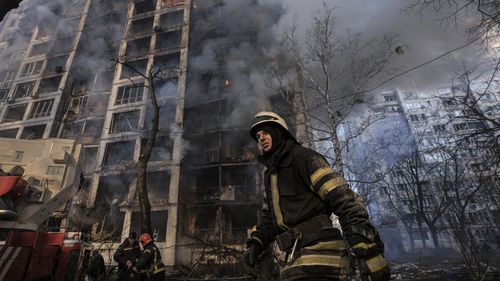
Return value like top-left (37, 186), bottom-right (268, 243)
top-left (86, 250), bottom-right (105, 281)
top-left (114, 232), bottom-right (141, 280)
top-left (130, 233), bottom-right (166, 281)
top-left (243, 111), bottom-right (390, 281)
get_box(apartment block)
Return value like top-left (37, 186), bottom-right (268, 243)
top-left (0, 0), bottom-right (297, 271)
top-left (362, 86), bottom-right (500, 255)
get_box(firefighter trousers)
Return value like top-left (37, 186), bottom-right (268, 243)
top-left (279, 240), bottom-right (352, 281)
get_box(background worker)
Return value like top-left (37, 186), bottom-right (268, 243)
top-left (114, 232), bottom-right (141, 280)
top-left (86, 250), bottom-right (105, 281)
top-left (130, 233), bottom-right (166, 281)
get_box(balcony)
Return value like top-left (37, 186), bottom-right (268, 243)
top-left (196, 146), bottom-right (254, 165)
top-left (194, 184), bottom-right (249, 204)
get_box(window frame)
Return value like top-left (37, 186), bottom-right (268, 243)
top-left (20, 60), bottom-right (45, 77)
top-left (115, 84), bottom-right (144, 105)
top-left (2, 103), bottom-right (28, 122)
top-left (28, 99), bottom-right (54, 119)
top-left (13, 81), bottom-right (37, 98)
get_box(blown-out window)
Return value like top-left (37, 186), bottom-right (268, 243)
top-left (110, 110), bottom-right (140, 133)
top-left (3, 104), bottom-right (28, 122)
top-left (103, 140), bottom-right (135, 165)
top-left (14, 81), bottom-right (36, 98)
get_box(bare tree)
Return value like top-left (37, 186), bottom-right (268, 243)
top-left (405, 0), bottom-right (500, 36)
top-left (442, 66), bottom-right (500, 162)
top-left (432, 142), bottom-right (498, 281)
top-left (379, 150), bottom-right (449, 251)
top-left (116, 59), bottom-right (176, 235)
top-left (266, 3), bottom-right (398, 175)
top-left (378, 173), bottom-right (419, 253)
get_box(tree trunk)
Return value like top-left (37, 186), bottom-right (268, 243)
top-left (428, 224), bottom-right (440, 250)
top-left (405, 225), bottom-right (415, 254)
top-left (137, 158), bottom-right (152, 235)
top-left (330, 127), bottom-right (344, 175)
top-left (416, 219), bottom-right (427, 249)
top-left (136, 75), bottom-right (159, 235)
top-left (292, 67), bottom-right (313, 149)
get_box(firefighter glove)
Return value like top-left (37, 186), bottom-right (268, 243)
top-left (359, 255), bottom-right (390, 281)
top-left (348, 233), bottom-right (383, 257)
top-left (243, 241), bottom-right (262, 272)
top-left (350, 235), bottom-right (390, 281)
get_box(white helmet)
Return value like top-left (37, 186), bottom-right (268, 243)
top-left (249, 111), bottom-right (297, 143)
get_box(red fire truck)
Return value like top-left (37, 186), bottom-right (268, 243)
top-left (0, 166), bottom-right (91, 281)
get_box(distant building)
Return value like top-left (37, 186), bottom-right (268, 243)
top-left (361, 85), bottom-right (500, 255)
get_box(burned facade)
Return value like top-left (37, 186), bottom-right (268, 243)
top-left (0, 0), bottom-right (297, 271)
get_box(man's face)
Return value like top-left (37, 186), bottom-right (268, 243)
top-left (256, 130), bottom-right (272, 153)
top-left (128, 237), bottom-right (135, 244)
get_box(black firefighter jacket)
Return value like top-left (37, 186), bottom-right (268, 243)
top-left (251, 140), bottom-right (381, 251)
top-left (132, 242), bottom-right (165, 281)
top-left (114, 240), bottom-right (141, 270)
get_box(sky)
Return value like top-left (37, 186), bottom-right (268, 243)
top-left (273, 0), bottom-right (488, 92)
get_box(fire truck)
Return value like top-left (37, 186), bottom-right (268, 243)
top-left (0, 164), bottom-right (91, 281)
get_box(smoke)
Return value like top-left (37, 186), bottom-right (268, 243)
top-left (279, 0), bottom-right (490, 92)
top-left (187, 0), bottom-right (286, 127)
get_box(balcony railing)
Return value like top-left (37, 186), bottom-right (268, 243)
top-left (196, 146), bottom-right (254, 165)
top-left (195, 184), bottom-right (248, 203)
top-left (195, 228), bottom-right (248, 244)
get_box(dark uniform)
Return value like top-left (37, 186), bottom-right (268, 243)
top-left (132, 240), bottom-right (166, 281)
top-left (87, 250), bottom-right (105, 281)
top-left (244, 112), bottom-right (389, 281)
top-left (114, 236), bottom-right (141, 280)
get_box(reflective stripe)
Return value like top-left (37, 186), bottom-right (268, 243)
top-left (366, 254), bottom-right (387, 273)
top-left (150, 245), bottom-right (165, 274)
top-left (263, 202), bottom-right (269, 211)
top-left (318, 177), bottom-right (346, 199)
top-left (310, 167), bottom-right (334, 187)
top-left (352, 242), bottom-right (377, 250)
top-left (252, 236), bottom-right (264, 247)
top-left (286, 254), bottom-right (350, 270)
top-left (0, 247), bottom-right (13, 269)
top-left (0, 247), bottom-right (21, 281)
top-left (303, 240), bottom-right (349, 251)
top-left (271, 173), bottom-right (289, 230)
top-left (153, 266), bottom-right (166, 273)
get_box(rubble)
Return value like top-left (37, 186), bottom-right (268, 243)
top-left (388, 258), bottom-right (500, 281)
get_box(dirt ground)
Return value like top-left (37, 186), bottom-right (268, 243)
top-left (387, 256), bottom-right (500, 280)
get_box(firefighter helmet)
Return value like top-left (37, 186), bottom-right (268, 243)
top-left (249, 111), bottom-right (297, 143)
top-left (139, 233), bottom-right (152, 245)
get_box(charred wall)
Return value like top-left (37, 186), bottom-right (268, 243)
top-left (178, 1), bottom-right (289, 263)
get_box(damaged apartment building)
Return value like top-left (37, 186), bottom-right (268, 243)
top-left (0, 0), bottom-right (303, 270)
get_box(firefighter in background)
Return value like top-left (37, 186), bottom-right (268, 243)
top-left (129, 233), bottom-right (166, 281)
top-left (86, 250), bottom-right (105, 281)
top-left (243, 112), bottom-right (390, 281)
top-left (114, 232), bottom-right (141, 280)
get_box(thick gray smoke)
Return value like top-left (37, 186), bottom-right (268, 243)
top-left (187, 0), bottom-right (286, 129)
top-left (279, 0), bottom-right (490, 92)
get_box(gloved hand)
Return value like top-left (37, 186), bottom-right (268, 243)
top-left (358, 254), bottom-right (390, 281)
top-left (349, 234), bottom-right (390, 281)
top-left (242, 241), bottom-right (262, 273)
